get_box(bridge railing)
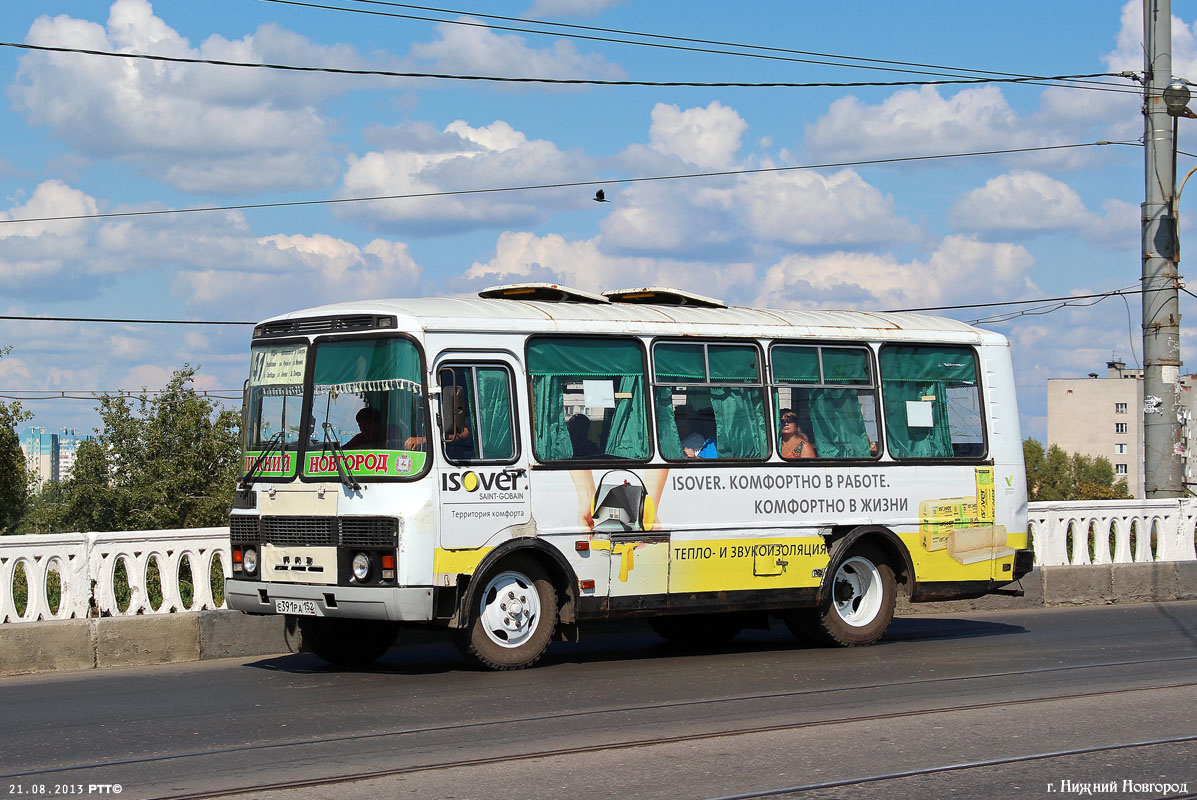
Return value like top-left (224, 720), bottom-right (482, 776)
top-left (0, 528), bottom-right (229, 623)
top-left (2, 499), bottom-right (1196, 623)
top-left (1027, 499), bottom-right (1197, 566)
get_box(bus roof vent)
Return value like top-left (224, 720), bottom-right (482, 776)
top-left (253, 314), bottom-right (397, 339)
top-left (479, 282), bottom-right (610, 304)
top-left (603, 287), bottom-right (727, 309)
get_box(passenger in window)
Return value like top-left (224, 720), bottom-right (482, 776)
top-left (344, 406), bottom-right (384, 449)
top-left (681, 406), bottom-right (718, 459)
top-left (778, 408), bottom-right (817, 459)
top-left (568, 414), bottom-right (601, 458)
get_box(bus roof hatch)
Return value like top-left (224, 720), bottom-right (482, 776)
top-left (603, 287), bottom-right (727, 308)
top-left (478, 283), bottom-right (611, 304)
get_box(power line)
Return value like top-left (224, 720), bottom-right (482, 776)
top-left (965, 285), bottom-right (1151, 325)
top-left (1, 282), bottom-right (1170, 328)
top-left (260, 0), bottom-right (1137, 94)
top-left (0, 41), bottom-right (1134, 93)
top-left (0, 314), bottom-right (253, 325)
top-left (892, 286), bottom-right (1148, 314)
top-left (0, 140), bottom-right (1135, 226)
top-left (1, 391), bottom-right (243, 401)
top-left (332, 0), bottom-right (1105, 82)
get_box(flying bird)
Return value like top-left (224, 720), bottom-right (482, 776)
top-left (593, 189), bottom-right (609, 203)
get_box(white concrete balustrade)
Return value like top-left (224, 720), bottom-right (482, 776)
top-left (2, 501), bottom-right (1196, 624)
top-left (1028, 499), bottom-right (1197, 566)
top-left (0, 528), bottom-right (229, 624)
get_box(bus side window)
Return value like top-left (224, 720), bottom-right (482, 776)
top-left (879, 345), bottom-right (985, 459)
top-left (526, 337), bottom-right (650, 462)
top-left (770, 344), bottom-right (878, 460)
top-left (437, 364), bottom-right (516, 463)
top-left (653, 341), bottom-right (769, 461)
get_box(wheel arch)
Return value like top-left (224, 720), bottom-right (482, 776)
top-left (453, 537), bottom-right (579, 633)
top-left (819, 525), bottom-right (914, 607)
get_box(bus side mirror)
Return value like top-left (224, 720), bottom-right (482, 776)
top-left (438, 369), bottom-right (466, 441)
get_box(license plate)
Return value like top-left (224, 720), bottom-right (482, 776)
top-left (276, 599), bottom-right (318, 616)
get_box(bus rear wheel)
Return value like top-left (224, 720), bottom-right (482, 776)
top-left (296, 616), bottom-right (398, 666)
top-left (785, 545), bottom-right (895, 647)
top-left (453, 557), bottom-right (558, 670)
top-left (650, 614), bottom-right (743, 648)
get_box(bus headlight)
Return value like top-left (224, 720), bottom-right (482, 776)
top-left (351, 552), bottom-right (371, 581)
top-left (243, 547), bottom-right (258, 576)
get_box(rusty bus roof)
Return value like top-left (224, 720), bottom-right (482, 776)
top-left (257, 296), bottom-right (1002, 345)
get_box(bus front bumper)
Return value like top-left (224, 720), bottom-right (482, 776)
top-left (226, 579), bottom-right (435, 622)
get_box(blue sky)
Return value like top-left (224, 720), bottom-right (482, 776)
top-left (0, 0), bottom-right (1193, 442)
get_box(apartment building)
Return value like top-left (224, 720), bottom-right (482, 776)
top-left (1046, 360), bottom-right (1197, 498)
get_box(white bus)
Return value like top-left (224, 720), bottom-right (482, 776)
top-left (227, 284), bottom-right (1031, 670)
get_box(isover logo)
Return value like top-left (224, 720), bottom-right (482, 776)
top-left (441, 469), bottom-right (526, 493)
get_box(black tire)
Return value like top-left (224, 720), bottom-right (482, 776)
top-left (649, 614), bottom-right (743, 648)
top-left (296, 616), bottom-right (398, 667)
top-left (452, 556), bottom-right (558, 670)
top-left (784, 545), bottom-right (896, 647)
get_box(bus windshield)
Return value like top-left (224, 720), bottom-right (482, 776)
top-left (306, 337), bottom-right (428, 480)
top-left (243, 342), bottom-right (308, 479)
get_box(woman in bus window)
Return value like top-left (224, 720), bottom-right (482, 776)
top-left (779, 408), bottom-right (817, 459)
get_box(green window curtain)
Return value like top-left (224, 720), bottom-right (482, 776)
top-left (476, 367), bottom-right (514, 460)
top-left (822, 349), bottom-right (871, 384)
top-left (605, 375), bottom-right (649, 458)
top-left (655, 387), bottom-right (684, 459)
top-left (880, 345), bottom-right (977, 458)
top-left (809, 388), bottom-right (871, 458)
top-left (528, 338), bottom-right (643, 376)
top-left (772, 346), bottom-right (820, 383)
top-left (653, 343), bottom-right (705, 382)
top-left (313, 339), bottom-right (421, 388)
top-left (709, 387), bottom-right (769, 459)
top-left (707, 345), bottom-right (760, 383)
top-left (527, 337), bottom-right (648, 462)
top-left (530, 375), bottom-right (573, 460)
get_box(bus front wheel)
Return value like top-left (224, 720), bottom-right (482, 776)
top-left (785, 545), bottom-right (895, 647)
top-left (453, 557), bottom-right (558, 670)
top-left (296, 616), bottom-right (398, 666)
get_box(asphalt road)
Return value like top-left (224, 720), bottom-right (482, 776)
top-left (1, 602), bottom-right (1194, 800)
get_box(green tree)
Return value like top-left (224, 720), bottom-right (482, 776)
top-left (1023, 437), bottom-right (1131, 501)
top-left (53, 366), bottom-right (241, 532)
top-left (0, 346), bottom-right (32, 534)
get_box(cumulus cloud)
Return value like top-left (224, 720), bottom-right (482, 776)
top-left (173, 232), bottom-right (423, 317)
top-left (409, 16), bottom-right (622, 79)
top-left (459, 231), bottom-right (755, 301)
top-left (0, 178), bottom-right (426, 318)
top-left (805, 85), bottom-right (1027, 163)
top-left (7, 0), bottom-right (376, 192)
top-left (752, 235), bottom-right (1037, 311)
top-left (336, 119), bottom-right (594, 234)
top-left (949, 170), bottom-right (1097, 235)
top-left (649, 101), bottom-right (747, 169)
top-left (601, 168), bottom-right (918, 257)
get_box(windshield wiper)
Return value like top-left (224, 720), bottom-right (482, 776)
top-left (240, 431), bottom-right (285, 489)
top-left (321, 422), bottom-right (362, 492)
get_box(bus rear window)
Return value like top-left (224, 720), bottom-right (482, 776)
top-left (879, 345), bottom-right (984, 459)
top-left (526, 337), bottom-right (650, 462)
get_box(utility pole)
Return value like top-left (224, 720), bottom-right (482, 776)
top-left (1142, 0), bottom-right (1184, 497)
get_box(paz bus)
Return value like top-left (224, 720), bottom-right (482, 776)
top-left (226, 284), bottom-right (1032, 670)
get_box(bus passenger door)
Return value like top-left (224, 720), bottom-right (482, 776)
top-left (433, 354), bottom-right (532, 549)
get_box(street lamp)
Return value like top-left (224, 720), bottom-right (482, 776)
top-left (1167, 80), bottom-right (1197, 263)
